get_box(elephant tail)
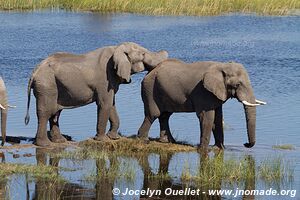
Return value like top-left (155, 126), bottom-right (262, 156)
top-left (25, 76), bottom-right (33, 125)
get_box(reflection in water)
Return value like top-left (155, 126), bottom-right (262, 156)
top-left (138, 153), bottom-right (175, 199)
top-left (243, 155), bottom-right (255, 200)
top-left (95, 155), bottom-right (116, 200)
top-left (0, 154), bottom-right (6, 199)
top-left (0, 148), bottom-right (295, 199)
top-left (32, 148), bottom-right (95, 200)
top-left (33, 148), bottom-right (60, 200)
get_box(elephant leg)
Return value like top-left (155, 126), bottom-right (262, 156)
top-left (1, 108), bottom-right (7, 146)
top-left (34, 76), bottom-right (58, 146)
top-left (107, 105), bottom-right (121, 140)
top-left (137, 116), bottom-right (156, 141)
top-left (49, 110), bottom-right (67, 143)
top-left (212, 106), bottom-right (224, 149)
top-left (35, 113), bottom-right (52, 147)
top-left (159, 112), bottom-right (175, 143)
top-left (197, 110), bottom-right (215, 150)
top-left (94, 105), bottom-right (111, 141)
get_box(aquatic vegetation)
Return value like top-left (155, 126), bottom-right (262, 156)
top-left (272, 144), bottom-right (296, 150)
top-left (53, 147), bottom-right (108, 160)
top-left (0, 0), bottom-right (299, 15)
top-left (0, 162), bottom-right (63, 181)
top-left (181, 154), bottom-right (294, 189)
top-left (84, 157), bottom-right (137, 181)
top-left (259, 157), bottom-right (294, 183)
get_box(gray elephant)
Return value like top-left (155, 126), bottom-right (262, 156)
top-left (25, 42), bottom-right (168, 147)
top-left (0, 77), bottom-right (7, 146)
top-left (137, 59), bottom-right (266, 149)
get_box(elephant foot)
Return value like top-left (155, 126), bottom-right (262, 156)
top-left (136, 135), bottom-right (150, 144)
top-left (159, 135), bottom-right (170, 143)
top-left (94, 134), bottom-right (110, 142)
top-left (35, 137), bottom-right (53, 147)
top-left (197, 144), bottom-right (211, 154)
top-left (107, 131), bottom-right (121, 140)
top-left (49, 130), bottom-right (67, 143)
top-left (51, 135), bottom-right (67, 143)
top-left (159, 134), bottom-right (176, 143)
top-left (213, 143), bottom-right (225, 150)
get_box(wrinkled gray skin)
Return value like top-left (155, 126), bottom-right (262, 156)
top-left (25, 42), bottom-right (168, 147)
top-left (138, 59), bottom-right (259, 150)
top-left (0, 77), bottom-right (7, 146)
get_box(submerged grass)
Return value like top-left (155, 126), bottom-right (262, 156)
top-left (181, 154), bottom-right (294, 189)
top-left (84, 157), bottom-right (137, 181)
top-left (0, 162), bottom-right (63, 181)
top-left (0, 0), bottom-right (299, 15)
top-left (259, 157), bottom-right (294, 183)
top-left (272, 144), bottom-right (296, 150)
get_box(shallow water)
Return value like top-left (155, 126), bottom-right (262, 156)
top-left (0, 11), bottom-right (300, 199)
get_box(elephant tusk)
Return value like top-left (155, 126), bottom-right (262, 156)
top-left (0, 104), bottom-right (5, 110)
top-left (255, 99), bottom-right (267, 105)
top-left (242, 101), bottom-right (260, 107)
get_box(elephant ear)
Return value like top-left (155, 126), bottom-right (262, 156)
top-left (113, 44), bottom-right (132, 82)
top-left (203, 69), bottom-right (227, 101)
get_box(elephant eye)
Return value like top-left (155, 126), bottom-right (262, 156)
top-left (235, 83), bottom-right (241, 88)
top-left (230, 82), bottom-right (240, 89)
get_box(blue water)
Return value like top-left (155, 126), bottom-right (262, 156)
top-left (0, 11), bottom-right (300, 199)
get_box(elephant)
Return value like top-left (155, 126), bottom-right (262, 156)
top-left (24, 42), bottom-right (168, 147)
top-left (137, 59), bottom-right (266, 150)
top-left (0, 77), bottom-right (7, 146)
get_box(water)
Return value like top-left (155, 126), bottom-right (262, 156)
top-left (0, 11), bottom-right (300, 199)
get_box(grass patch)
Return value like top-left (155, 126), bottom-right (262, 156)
top-left (84, 157), bottom-right (137, 181)
top-left (0, 162), bottom-right (63, 181)
top-left (0, 0), bottom-right (299, 15)
top-left (181, 154), bottom-right (294, 189)
top-left (259, 157), bottom-right (294, 183)
top-left (272, 144), bottom-right (295, 150)
top-left (79, 137), bottom-right (196, 155)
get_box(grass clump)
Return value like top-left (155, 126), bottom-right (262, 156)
top-left (84, 156), bottom-right (137, 181)
top-left (0, 0), bottom-right (299, 15)
top-left (79, 137), bottom-right (196, 155)
top-left (54, 147), bottom-right (108, 160)
top-left (259, 157), bottom-right (294, 183)
top-left (272, 144), bottom-right (295, 150)
top-left (0, 163), bottom-right (63, 181)
top-left (181, 154), bottom-right (293, 189)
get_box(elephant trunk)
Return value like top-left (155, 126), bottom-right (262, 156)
top-left (1, 107), bottom-right (7, 146)
top-left (243, 105), bottom-right (256, 148)
top-left (235, 77), bottom-right (257, 148)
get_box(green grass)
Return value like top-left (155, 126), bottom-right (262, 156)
top-left (259, 157), bottom-right (294, 182)
top-left (181, 154), bottom-right (294, 189)
top-left (84, 157), bottom-right (137, 181)
top-left (0, 162), bottom-right (63, 181)
top-left (0, 0), bottom-right (299, 15)
top-left (272, 144), bottom-right (296, 150)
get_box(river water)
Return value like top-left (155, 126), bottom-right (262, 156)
top-left (0, 11), bottom-right (299, 199)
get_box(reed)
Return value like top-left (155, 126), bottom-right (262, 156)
top-left (0, 0), bottom-right (299, 15)
top-left (181, 154), bottom-right (294, 189)
top-left (0, 162), bottom-right (63, 181)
